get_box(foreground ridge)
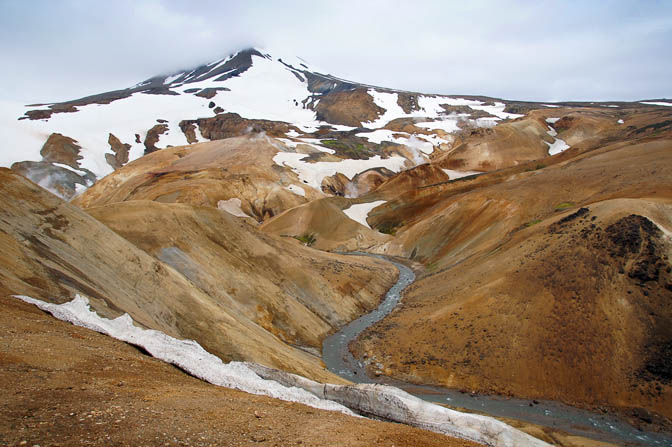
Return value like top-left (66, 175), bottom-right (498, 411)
top-left (14, 294), bottom-right (549, 447)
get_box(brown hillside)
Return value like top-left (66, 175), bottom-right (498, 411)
top-left (73, 135), bottom-right (322, 221)
top-left (260, 197), bottom-right (391, 251)
top-left (86, 200), bottom-right (396, 350)
top-left (353, 137), bottom-right (672, 421)
top-left (0, 168), bottom-right (395, 382)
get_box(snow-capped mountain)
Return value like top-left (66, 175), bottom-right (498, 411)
top-left (4, 47), bottom-right (535, 198)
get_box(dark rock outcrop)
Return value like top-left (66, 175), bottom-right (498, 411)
top-left (40, 133), bottom-right (83, 169)
top-left (106, 133), bottom-right (131, 170)
top-left (180, 113), bottom-right (298, 141)
top-left (144, 124), bottom-right (169, 154)
top-left (314, 88), bottom-right (384, 127)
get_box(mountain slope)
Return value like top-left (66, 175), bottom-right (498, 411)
top-left (0, 168), bottom-right (395, 382)
top-left (352, 136), bottom-right (672, 422)
top-left (4, 47), bottom-right (562, 200)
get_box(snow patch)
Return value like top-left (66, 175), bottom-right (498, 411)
top-left (640, 101), bottom-right (672, 107)
top-left (164, 73), bottom-right (184, 85)
top-left (545, 117), bottom-right (561, 124)
top-left (641, 101), bottom-right (672, 107)
top-left (416, 118), bottom-right (461, 133)
top-left (285, 184), bottom-right (306, 197)
top-left (276, 137), bottom-right (335, 154)
top-left (618, 119), bottom-right (624, 124)
top-left (441, 169), bottom-right (482, 180)
top-left (12, 295), bottom-right (353, 415)
top-left (342, 201), bottom-right (387, 229)
top-left (469, 102), bottom-right (523, 120)
top-left (364, 90), bottom-right (406, 128)
top-left (273, 152), bottom-right (408, 191)
top-left (356, 130), bottom-right (448, 156)
top-left (217, 198), bottom-right (253, 218)
top-left (545, 138), bottom-right (570, 155)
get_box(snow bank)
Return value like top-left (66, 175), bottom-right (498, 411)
top-left (247, 364), bottom-right (551, 447)
top-left (13, 295), bottom-right (353, 415)
top-left (544, 120), bottom-right (569, 155)
top-left (342, 201), bottom-right (387, 229)
top-left (14, 294), bottom-right (552, 446)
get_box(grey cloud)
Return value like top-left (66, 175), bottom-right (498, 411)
top-left (0, 0), bottom-right (670, 103)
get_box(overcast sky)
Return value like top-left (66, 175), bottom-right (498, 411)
top-left (1, 0), bottom-right (671, 104)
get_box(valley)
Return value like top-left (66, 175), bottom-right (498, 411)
top-left (2, 46), bottom-right (671, 446)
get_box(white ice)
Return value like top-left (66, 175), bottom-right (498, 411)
top-left (342, 200), bottom-right (387, 229)
top-left (13, 295), bottom-right (353, 415)
top-left (545, 117), bottom-right (561, 124)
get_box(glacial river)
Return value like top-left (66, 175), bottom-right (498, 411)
top-left (322, 253), bottom-right (672, 447)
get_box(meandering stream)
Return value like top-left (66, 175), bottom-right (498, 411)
top-left (322, 253), bottom-right (672, 447)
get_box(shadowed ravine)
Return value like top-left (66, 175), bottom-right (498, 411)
top-left (322, 253), bottom-right (672, 447)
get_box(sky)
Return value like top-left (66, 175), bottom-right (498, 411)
top-left (1, 0), bottom-right (671, 104)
